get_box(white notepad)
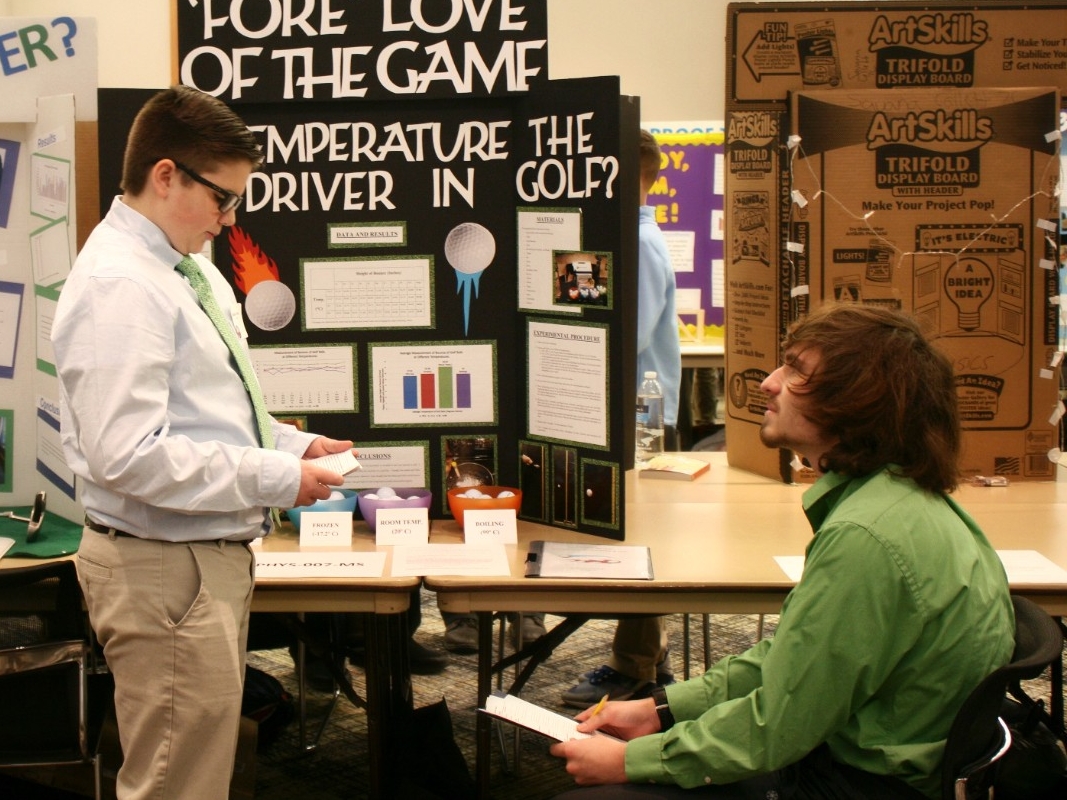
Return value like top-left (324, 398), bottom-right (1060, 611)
top-left (480, 692), bottom-right (621, 743)
top-left (311, 450), bottom-right (361, 475)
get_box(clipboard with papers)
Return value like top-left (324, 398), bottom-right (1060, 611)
top-left (479, 691), bottom-right (623, 743)
top-left (524, 540), bottom-right (654, 580)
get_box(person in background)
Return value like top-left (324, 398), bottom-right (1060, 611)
top-left (52, 85), bottom-right (353, 799)
top-left (560, 129), bottom-right (681, 708)
top-left (635, 128), bottom-right (683, 449)
top-left (550, 303), bottom-right (1014, 799)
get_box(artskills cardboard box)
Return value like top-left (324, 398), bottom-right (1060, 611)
top-left (727, 1), bottom-right (1067, 106)
top-left (722, 107), bottom-right (797, 480)
top-left (723, 2), bottom-right (1066, 484)
top-left (760, 87), bottom-right (1061, 482)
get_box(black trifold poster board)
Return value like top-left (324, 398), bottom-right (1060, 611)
top-left (95, 3), bottom-right (638, 539)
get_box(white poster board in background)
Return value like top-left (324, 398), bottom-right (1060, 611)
top-left (0, 16), bottom-right (95, 520)
top-left (0, 17), bottom-right (97, 123)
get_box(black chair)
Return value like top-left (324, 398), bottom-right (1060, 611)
top-left (941, 595), bottom-right (1064, 800)
top-left (0, 561), bottom-right (113, 799)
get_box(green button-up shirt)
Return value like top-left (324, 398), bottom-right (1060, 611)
top-left (626, 468), bottom-right (1014, 798)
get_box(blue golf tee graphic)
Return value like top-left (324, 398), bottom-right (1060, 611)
top-left (444, 222), bottom-right (495, 335)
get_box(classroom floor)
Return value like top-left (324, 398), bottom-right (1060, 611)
top-left (2, 590), bottom-right (1060, 800)
top-left (246, 598), bottom-right (774, 800)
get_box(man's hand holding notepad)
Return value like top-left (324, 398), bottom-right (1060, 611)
top-left (310, 450), bottom-right (361, 475)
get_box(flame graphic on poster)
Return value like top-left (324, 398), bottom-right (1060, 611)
top-left (229, 225), bottom-right (279, 294)
top-left (227, 226), bottom-right (295, 332)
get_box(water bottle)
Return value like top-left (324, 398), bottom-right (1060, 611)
top-left (635, 371), bottom-right (664, 465)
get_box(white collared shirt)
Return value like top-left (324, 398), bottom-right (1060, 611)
top-left (52, 197), bottom-right (316, 541)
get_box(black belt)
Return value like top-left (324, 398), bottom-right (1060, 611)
top-left (84, 518), bottom-right (246, 547)
top-left (85, 518), bottom-right (138, 538)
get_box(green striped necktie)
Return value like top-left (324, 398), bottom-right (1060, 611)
top-left (175, 255), bottom-right (276, 451)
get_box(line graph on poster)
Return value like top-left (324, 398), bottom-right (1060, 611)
top-left (250, 344), bottom-right (357, 413)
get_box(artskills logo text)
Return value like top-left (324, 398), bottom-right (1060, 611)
top-left (866, 109), bottom-right (993, 149)
top-left (865, 108), bottom-right (991, 193)
top-left (868, 13), bottom-right (989, 48)
top-left (728, 113), bottom-right (778, 142)
top-left (867, 13), bottom-right (988, 87)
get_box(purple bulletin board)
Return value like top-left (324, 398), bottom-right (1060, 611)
top-left (645, 124), bottom-right (725, 329)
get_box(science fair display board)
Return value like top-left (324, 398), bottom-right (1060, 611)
top-left (101, 2), bottom-right (640, 538)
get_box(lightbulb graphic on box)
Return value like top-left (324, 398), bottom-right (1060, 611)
top-left (911, 225), bottom-right (1025, 344)
top-left (942, 257), bottom-right (995, 331)
top-left (913, 247), bottom-right (1027, 429)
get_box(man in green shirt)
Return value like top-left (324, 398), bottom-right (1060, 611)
top-left (550, 304), bottom-right (1014, 799)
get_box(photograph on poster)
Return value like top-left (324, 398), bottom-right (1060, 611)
top-left (442, 435), bottom-right (499, 515)
top-left (552, 250), bottom-right (611, 308)
top-left (551, 446), bottom-right (578, 528)
top-left (581, 458), bottom-right (618, 530)
top-left (519, 440), bottom-right (547, 522)
top-left (250, 344), bottom-right (357, 414)
top-left (516, 207), bottom-right (583, 314)
top-left (443, 436), bottom-right (498, 489)
top-left (275, 416), bottom-right (307, 431)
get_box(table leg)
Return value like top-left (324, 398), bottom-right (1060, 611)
top-left (364, 610), bottom-right (413, 798)
top-left (1052, 617), bottom-right (1065, 734)
top-left (677, 368), bottom-right (694, 451)
top-left (287, 612), bottom-right (342, 754)
top-left (475, 610), bottom-right (494, 798)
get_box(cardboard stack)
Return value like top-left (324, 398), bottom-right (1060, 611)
top-left (724, 1), bottom-right (1067, 482)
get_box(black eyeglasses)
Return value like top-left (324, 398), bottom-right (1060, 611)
top-left (174, 161), bottom-right (244, 213)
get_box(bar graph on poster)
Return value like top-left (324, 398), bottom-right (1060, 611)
top-left (250, 344), bottom-right (357, 413)
top-left (371, 342), bottom-right (495, 425)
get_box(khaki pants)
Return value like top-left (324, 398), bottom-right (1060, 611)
top-left (607, 616), bottom-right (670, 682)
top-left (77, 530), bottom-right (254, 800)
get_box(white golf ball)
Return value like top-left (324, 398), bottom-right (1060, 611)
top-left (444, 222), bottom-right (495, 274)
top-left (245, 279), bottom-right (296, 331)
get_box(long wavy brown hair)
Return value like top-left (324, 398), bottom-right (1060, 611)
top-left (782, 303), bottom-right (961, 493)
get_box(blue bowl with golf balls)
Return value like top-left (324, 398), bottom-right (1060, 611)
top-left (356, 487), bottom-right (433, 532)
top-left (285, 488), bottom-right (358, 531)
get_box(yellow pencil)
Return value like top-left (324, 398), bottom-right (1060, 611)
top-left (590, 693), bottom-right (609, 718)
